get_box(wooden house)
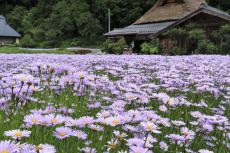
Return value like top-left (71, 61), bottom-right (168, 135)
top-left (0, 15), bottom-right (21, 46)
top-left (104, 0), bottom-right (230, 53)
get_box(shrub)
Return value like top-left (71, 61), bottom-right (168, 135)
top-left (219, 24), bottom-right (230, 54)
top-left (163, 24), bottom-right (228, 55)
top-left (31, 28), bottom-right (46, 42)
top-left (165, 28), bottom-right (190, 55)
top-left (72, 50), bottom-right (92, 54)
top-left (140, 42), bottom-right (159, 54)
top-left (20, 34), bottom-right (36, 47)
top-left (59, 38), bottom-right (81, 48)
top-left (196, 40), bottom-right (218, 54)
top-left (188, 29), bottom-right (206, 41)
top-left (172, 47), bottom-right (186, 55)
top-left (207, 42), bottom-right (218, 54)
top-left (167, 28), bottom-right (188, 41)
top-left (38, 41), bottom-right (54, 48)
top-left (221, 41), bottom-right (230, 54)
top-left (102, 38), bottom-right (126, 54)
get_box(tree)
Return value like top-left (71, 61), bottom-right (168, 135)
top-left (2, 0), bottom-right (228, 48)
top-left (6, 6), bottom-right (28, 33)
top-left (20, 34), bottom-right (36, 47)
top-left (218, 24), bottom-right (230, 54)
top-left (207, 0), bottom-right (230, 12)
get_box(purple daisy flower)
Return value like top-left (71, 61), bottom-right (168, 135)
top-left (4, 129), bottom-right (31, 140)
top-left (0, 141), bottom-right (19, 153)
top-left (129, 146), bottom-right (152, 153)
top-left (54, 127), bottom-right (72, 140)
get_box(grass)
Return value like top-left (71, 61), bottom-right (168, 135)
top-left (0, 46), bottom-right (78, 54)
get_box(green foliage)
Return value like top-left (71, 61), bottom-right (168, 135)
top-left (59, 39), bottom-right (79, 48)
top-left (188, 29), bottom-right (206, 41)
top-left (196, 40), bottom-right (218, 54)
top-left (0, 0), bottom-right (229, 48)
top-left (141, 42), bottom-right (159, 54)
top-left (6, 6), bottom-right (28, 33)
top-left (167, 28), bottom-right (188, 40)
top-left (218, 24), bottom-right (230, 54)
top-left (166, 28), bottom-right (188, 54)
top-left (71, 50), bottom-right (92, 54)
top-left (172, 47), bottom-right (187, 55)
top-left (211, 24), bottom-right (230, 54)
top-left (207, 0), bottom-right (230, 12)
top-left (164, 24), bottom-right (230, 55)
top-left (2, 0), bottom-right (155, 48)
top-left (20, 34), bottom-right (36, 47)
top-left (102, 38), bottom-right (126, 54)
top-left (93, 0), bottom-right (154, 29)
top-left (187, 28), bottom-right (207, 53)
top-left (0, 46), bottom-right (74, 54)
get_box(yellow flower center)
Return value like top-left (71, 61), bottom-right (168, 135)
top-left (15, 131), bottom-right (22, 137)
top-left (79, 74), bottom-right (84, 79)
top-left (117, 136), bottom-right (123, 141)
top-left (112, 119), bottom-right (120, 125)
top-left (184, 131), bottom-right (189, 135)
top-left (51, 118), bottom-right (57, 123)
top-left (109, 143), bottom-right (117, 149)
top-left (75, 133), bottom-right (80, 137)
top-left (1, 149), bottom-right (9, 153)
top-left (36, 145), bottom-right (42, 151)
top-left (83, 121), bottom-right (88, 125)
top-left (59, 132), bottom-right (66, 137)
top-left (146, 125), bottom-right (153, 130)
top-left (129, 96), bottom-right (134, 99)
top-left (32, 118), bottom-right (37, 123)
top-left (20, 77), bottom-right (27, 82)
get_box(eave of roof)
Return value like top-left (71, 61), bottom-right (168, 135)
top-left (104, 21), bottom-right (176, 37)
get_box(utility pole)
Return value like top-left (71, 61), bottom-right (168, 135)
top-left (108, 8), bottom-right (111, 32)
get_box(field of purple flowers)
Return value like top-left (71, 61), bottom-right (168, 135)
top-left (0, 54), bottom-right (229, 153)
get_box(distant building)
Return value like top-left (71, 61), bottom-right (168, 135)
top-left (0, 15), bottom-right (21, 46)
top-left (105, 0), bottom-right (230, 53)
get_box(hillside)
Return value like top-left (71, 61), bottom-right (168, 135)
top-left (0, 0), bottom-right (229, 48)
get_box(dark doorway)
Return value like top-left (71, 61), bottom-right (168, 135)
top-left (133, 40), bottom-right (144, 53)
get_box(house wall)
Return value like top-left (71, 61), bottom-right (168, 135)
top-left (157, 13), bottom-right (230, 53)
top-left (159, 36), bottom-right (173, 50)
top-left (0, 37), bottom-right (16, 46)
top-left (179, 12), bottom-right (229, 34)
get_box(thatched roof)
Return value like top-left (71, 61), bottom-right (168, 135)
top-left (134, 0), bottom-right (206, 24)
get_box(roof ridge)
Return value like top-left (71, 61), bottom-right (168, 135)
top-left (205, 5), bottom-right (230, 16)
top-left (0, 15), bottom-right (6, 24)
